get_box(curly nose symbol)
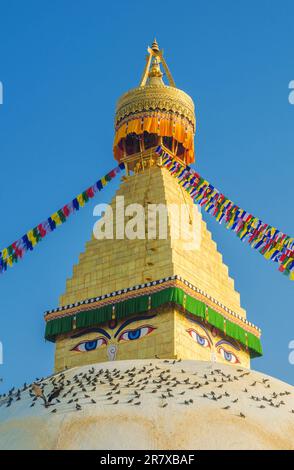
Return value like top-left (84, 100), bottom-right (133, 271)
top-left (107, 344), bottom-right (117, 361)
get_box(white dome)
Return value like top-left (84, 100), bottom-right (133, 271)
top-left (0, 359), bottom-right (293, 450)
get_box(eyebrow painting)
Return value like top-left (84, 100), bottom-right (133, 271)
top-left (70, 314), bottom-right (157, 340)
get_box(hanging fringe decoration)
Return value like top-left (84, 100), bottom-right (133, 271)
top-left (0, 163), bottom-right (125, 273)
top-left (156, 146), bottom-right (294, 280)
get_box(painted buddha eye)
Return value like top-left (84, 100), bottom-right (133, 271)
top-left (71, 337), bottom-right (107, 352)
top-left (187, 329), bottom-right (211, 348)
top-left (118, 325), bottom-right (155, 342)
top-left (218, 347), bottom-right (240, 364)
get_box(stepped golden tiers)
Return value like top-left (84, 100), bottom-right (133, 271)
top-left (44, 40), bottom-right (262, 373)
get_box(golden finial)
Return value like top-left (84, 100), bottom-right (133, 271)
top-left (139, 39), bottom-right (176, 88)
top-left (151, 38), bottom-right (159, 52)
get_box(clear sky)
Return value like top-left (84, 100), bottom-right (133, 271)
top-left (0, 0), bottom-right (293, 390)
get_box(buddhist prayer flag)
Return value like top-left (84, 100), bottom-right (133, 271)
top-left (156, 146), bottom-right (294, 280)
top-left (2, 148), bottom-right (292, 280)
top-left (0, 162), bottom-right (124, 273)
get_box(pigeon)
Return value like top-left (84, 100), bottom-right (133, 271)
top-left (32, 383), bottom-right (45, 400)
top-left (48, 387), bottom-right (62, 403)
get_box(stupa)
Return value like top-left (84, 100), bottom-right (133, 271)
top-left (44, 39), bottom-right (262, 373)
top-left (1, 41), bottom-right (293, 451)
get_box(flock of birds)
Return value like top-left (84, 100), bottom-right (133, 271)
top-left (0, 359), bottom-right (293, 420)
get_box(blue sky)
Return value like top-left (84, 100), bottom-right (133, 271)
top-left (0, 0), bottom-right (293, 390)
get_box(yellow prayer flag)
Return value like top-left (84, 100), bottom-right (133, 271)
top-left (27, 230), bottom-right (37, 246)
top-left (284, 257), bottom-right (294, 269)
top-left (77, 194), bottom-right (85, 207)
top-left (263, 247), bottom-right (276, 260)
top-left (51, 212), bottom-right (62, 226)
top-left (100, 177), bottom-right (107, 187)
top-left (6, 256), bottom-right (13, 267)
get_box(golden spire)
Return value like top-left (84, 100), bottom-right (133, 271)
top-left (113, 40), bottom-right (196, 165)
top-left (139, 38), bottom-right (176, 87)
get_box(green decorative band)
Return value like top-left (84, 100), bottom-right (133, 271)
top-left (45, 286), bottom-right (262, 358)
top-left (44, 276), bottom-right (260, 335)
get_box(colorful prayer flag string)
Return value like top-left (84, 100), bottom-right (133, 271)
top-left (156, 146), bottom-right (294, 280)
top-left (0, 163), bottom-right (125, 273)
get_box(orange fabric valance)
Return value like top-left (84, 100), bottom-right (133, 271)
top-left (113, 114), bottom-right (195, 164)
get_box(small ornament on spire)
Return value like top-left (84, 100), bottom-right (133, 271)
top-left (151, 38), bottom-right (160, 52)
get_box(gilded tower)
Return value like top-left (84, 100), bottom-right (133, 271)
top-left (44, 40), bottom-right (262, 372)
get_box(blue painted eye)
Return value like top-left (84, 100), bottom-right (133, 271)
top-left (224, 350), bottom-right (232, 361)
top-left (187, 329), bottom-right (210, 348)
top-left (196, 334), bottom-right (206, 346)
top-left (128, 329), bottom-right (141, 340)
top-left (85, 340), bottom-right (98, 351)
top-left (72, 337), bottom-right (107, 352)
top-left (218, 346), bottom-right (240, 364)
top-left (119, 326), bottom-right (155, 342)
